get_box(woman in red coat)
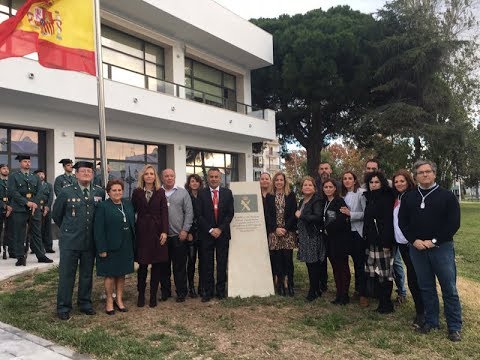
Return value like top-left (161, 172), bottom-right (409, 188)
top-left (131, 165), bottom-right (168, 308)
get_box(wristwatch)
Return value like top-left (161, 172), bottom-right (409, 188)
top-left (432, 238), bottom-right (437, 245)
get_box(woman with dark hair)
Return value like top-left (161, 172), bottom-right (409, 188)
top-left (295, 176), bottom-right (324, 301)
top-left (131, 165), bottom-right (168, 308)
top-left (340, 171), bottom-right (368, 307)
top-left (94, 180), bottom-right (135, 315)
top-left (185, 173), bottom-right (204, 298)
top-left (363, 171), bottom-right (395, 314)
top-left (393, 169), bottom-right (425, 327)
top-left (322, 179), bottom-right (351, 305)
top-left (265, 172), bottom-right (297, 296)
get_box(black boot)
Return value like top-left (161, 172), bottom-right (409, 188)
top-left (276, 277), bottom-right (286, 296)
top-left (189, 285), bottom-right (198, 298)
top-left (331, 294), bottom-right (342, 305)
top-left (15, 257), bottom-right (26, 266)
top-left (287, 274), bottom-right (295, 297)
top-left (137, 265), bottom-right (147, 307)
top-left (306, 288), bottom-right (319, 302)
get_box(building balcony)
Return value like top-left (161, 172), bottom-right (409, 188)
top-left (0, 58), bottom-right (275, 142)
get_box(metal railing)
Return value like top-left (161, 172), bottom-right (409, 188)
top-left (103, 62), bottom-right (265, 119)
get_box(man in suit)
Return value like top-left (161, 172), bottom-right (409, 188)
top-left (54, 159), bottom-right (75, 196)
top-left (8, 155), bottom-right (53, 266)
top-left (34, 169), bottom-right (55, 253)
top-left (197, 167), bottom-right (234, 302)
top-left (0, 164), bottom-right (13, 259)
top-left (52, 161), bottom-right (105, 320)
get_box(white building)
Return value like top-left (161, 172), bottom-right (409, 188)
top-left (0, 0), bottom-right (274, 195)
top-left (252, 139), bottom-right (282, 180)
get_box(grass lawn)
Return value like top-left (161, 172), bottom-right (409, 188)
top-left (0, 203), bottom-right (479, 359)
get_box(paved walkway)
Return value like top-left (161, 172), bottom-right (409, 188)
top-left (0, 240), bottom-right (90, 359)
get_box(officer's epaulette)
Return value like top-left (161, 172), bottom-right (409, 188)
top-left (94, 185), bottom-right (103, 189)
top-left (64, 184), bottom-right (74, 189)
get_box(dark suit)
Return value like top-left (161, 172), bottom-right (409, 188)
top-left (38, 181), bottom-right (54, 251)
top-left (197, 187), bottom-right (234, 297)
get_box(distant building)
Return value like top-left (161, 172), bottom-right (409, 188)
top-left (252, 139), bottom-right (282, 180)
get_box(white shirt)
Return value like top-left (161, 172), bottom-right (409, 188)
top-left (393, 197), bottom-right (408, 244)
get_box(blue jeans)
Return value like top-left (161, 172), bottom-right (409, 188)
top-left (409, 242), bottom-right (462, 331)
top-left (393, 246), bottom-right (406, 297)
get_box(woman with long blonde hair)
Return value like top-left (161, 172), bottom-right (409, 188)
top-left (131, 165), bottom-right (169, 307)
top-left (265, 172), bottom-right (297, 296)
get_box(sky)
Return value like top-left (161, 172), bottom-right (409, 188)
top-left (213, 0), bottom-right (389, 19)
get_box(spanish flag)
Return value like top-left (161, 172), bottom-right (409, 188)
top-left (0, 0), bottom-right (95, 75)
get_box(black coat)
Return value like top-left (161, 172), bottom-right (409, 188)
top-left (322, 196), bottom-right (351, 257)
top-left (363, 189), bottom-right (395, 249)
top-left (265, 192), bottom-right (297, 234)
top-left (298, 193), bottom-right (323, 237)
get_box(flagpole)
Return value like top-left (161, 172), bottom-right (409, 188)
top-left (93, 0), bottom-right (108, 188)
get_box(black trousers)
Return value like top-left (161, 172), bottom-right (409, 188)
top-left (306, 261), bottom-right (321, 294)
top-left (270, 249), bottom-right (294, 284)
top-left (187, 239), bottom-right (200, 290)
top-left (137, 262), bottom-right (169, 298)
top-left (319, 256), bottom-right (328, 291)
top-left (398, 243), bottom-right (425, 315)
top-left (200, 235), bottom-right (229, 297)
top-left (12, 211), bottom-right (45, 260)
top-left (350, 231), bottom-right (367, 296)
top-left (166, 235), bottom-right (188, 297)
top-left (0, 214), bottom-right (13, 255)
top-left (41, 211), bottom-right (53, 251)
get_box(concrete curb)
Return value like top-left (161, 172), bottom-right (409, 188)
top-left (0, 321), bottom-right (90, 359)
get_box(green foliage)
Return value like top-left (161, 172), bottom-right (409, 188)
top-left (251, 7), bottom-right (380, 175)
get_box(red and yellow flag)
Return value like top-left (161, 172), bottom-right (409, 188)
top-left (0, 0), bottom-right (95, 75)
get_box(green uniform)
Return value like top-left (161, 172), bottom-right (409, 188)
top-left (94, 199), bottom-right (135, 277)
top-left (52, 182), bottom-right (105, 314)
top-left (0, 177), bottom-right (13, 257)
top-left (54, 173), bottom-right (75, 197)
top-left (37, 181), bottom-right (54, 251)
top-left (7, 171), bottom-right (46, 260)
top-left (93, 173), bottom-right (114, 188)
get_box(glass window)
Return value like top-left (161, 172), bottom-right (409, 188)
top-left (11, 130), bottom-right (38, 154)
top-left (194, 62), bottom-right (222, 85)
top-left (145, 63), bottom-right (164, 79)
top-left (74, 137), bottom-right (95, 159)
top-left (0, 13), bottom-right (7, 22)
top-left (107, 141), bottom-right (145, 161)
top-left (0, 129), bottom-right (7, 152)
top-left (102, 26), bottom-right (143, 59)
top-left (110, 66), bottom-right (145, 88)
top-left (145, 43), bottom-right (164, 65)
top-left (103, 47), bottom-right (144, 74)
top-left (224, 74), bottom-right (235, 90)
top-left (186, 148), bottom-right (238, 186)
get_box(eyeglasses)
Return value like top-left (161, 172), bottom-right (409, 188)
top-left (417, 170), bottom-right (434, 176)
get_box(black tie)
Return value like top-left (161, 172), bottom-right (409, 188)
top-left (83, 188), bottom-right (89, 199)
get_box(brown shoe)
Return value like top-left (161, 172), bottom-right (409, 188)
top-left (359, 296), bottom-right (369, 307)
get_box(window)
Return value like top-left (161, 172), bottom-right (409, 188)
top-left (0, 127), bottom-right (46, 175)
top-left (184, 58), bottom-right (237, 111)
top-left (74, 136), bottom-right (166, 198)
top-left (186, 148), bottom-right (238, 187)
top-left (101, 26), bottom-right (165, 92)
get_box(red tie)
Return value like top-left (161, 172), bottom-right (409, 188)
top-left (212, 189), bottom-right (219, 223)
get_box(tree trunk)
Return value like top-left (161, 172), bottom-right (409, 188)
top-left (414, 136), bottom-right (422, 160)
top-left (306, 138), bottom-right (323, 177)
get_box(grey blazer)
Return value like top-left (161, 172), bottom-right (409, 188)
top-left (343, 188), bottom-right (366, 236)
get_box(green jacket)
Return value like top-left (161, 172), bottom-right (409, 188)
top-left (52, 182), bottom-right (105, 251)
top-left (37, 181), bottom-right (53, 209)
top-left (93, 173), bottom-right (114, 188)
top-left (54, 173), bottom-right (75, 196)
top-left (0, 178), bottom-right (8, 213)
top-left (94, 199), bottom-right (135, 253)
top-left (7, 171), bottom-right (41, 213)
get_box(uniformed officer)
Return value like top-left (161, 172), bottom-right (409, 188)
top-left (52, 161), bottom-right (105, 320)
top-left (93, 161), bottom-right (114, 188)
top-left (54, 158), bottom-right (75, 196)
top-left (0, 164), bottom-right (13, 259)
top-left (33, 169), bottom-right (55, 253)
top-left (8, 155), bottom-right (53, 266)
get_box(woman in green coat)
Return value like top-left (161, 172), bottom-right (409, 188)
top-left (94, 179), bottom-right (135, 315)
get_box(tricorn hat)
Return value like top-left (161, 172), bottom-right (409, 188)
top-left (15, 154), bottom-right (30, 161)
top-left (59, 158), bottom-right (73, 166)
top-left (73, 161), bottom-right (94, 170)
